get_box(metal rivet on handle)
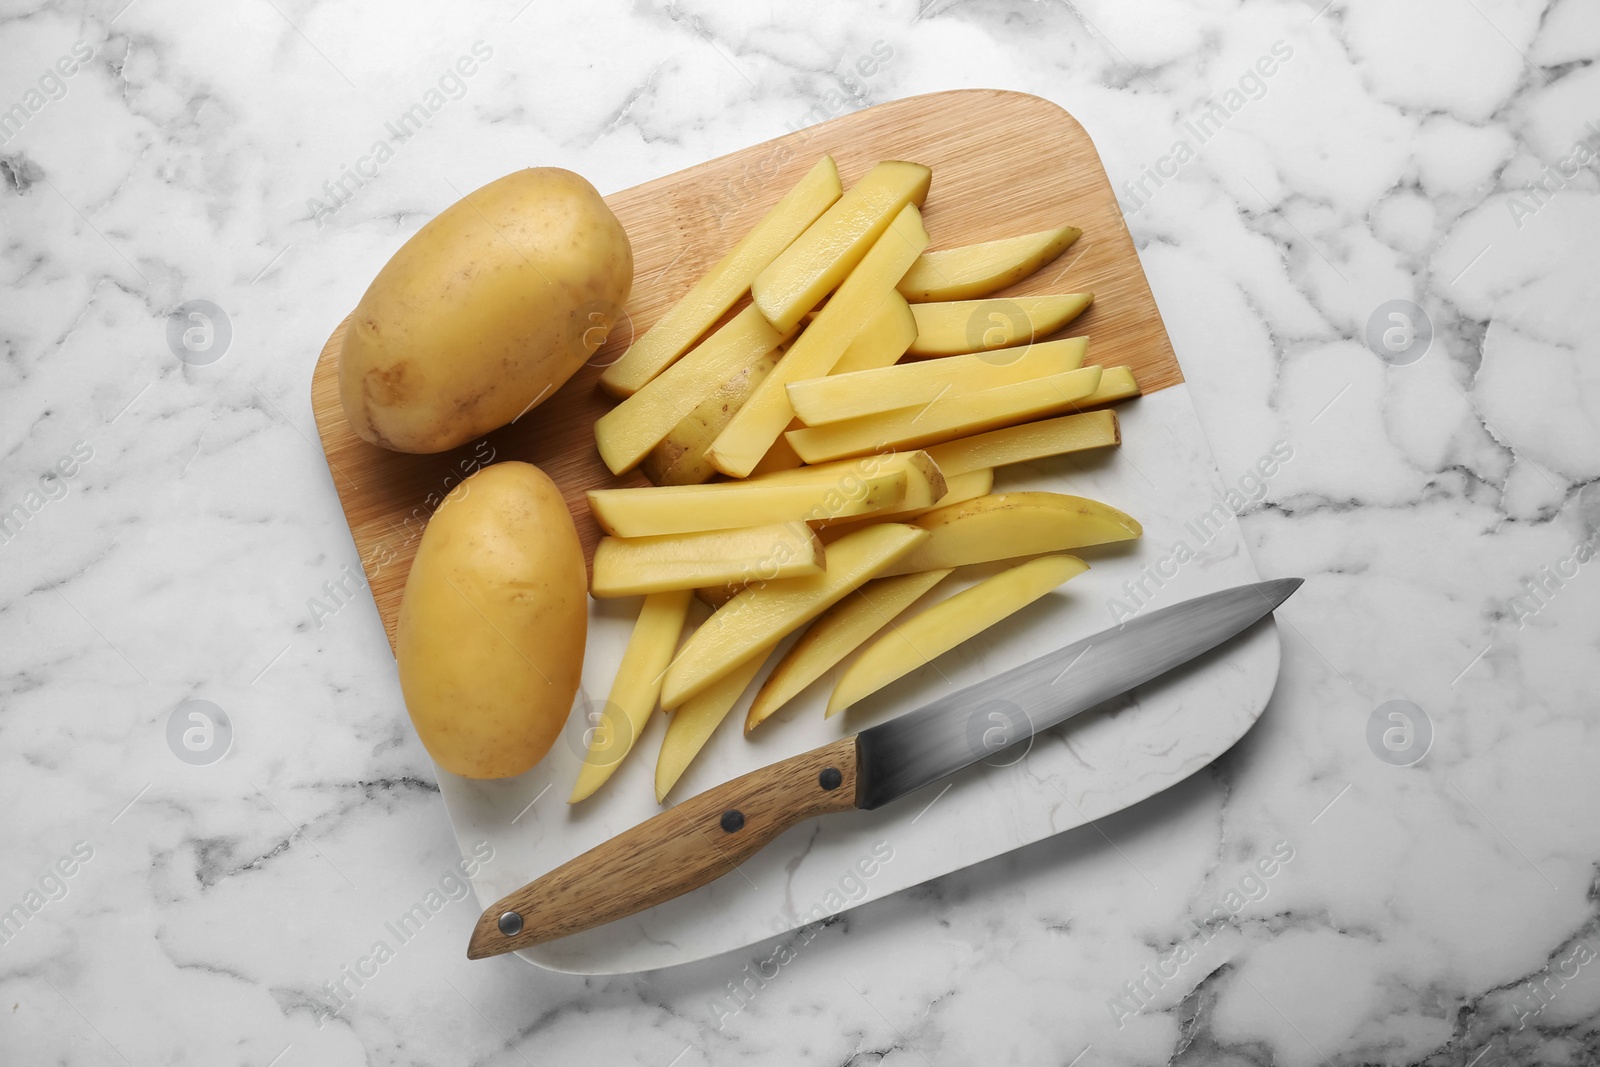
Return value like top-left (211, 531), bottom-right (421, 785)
top-left (818, 767), bottom-right (842, 791)
top-left (720, 809), bottom-right (745, 833)
top-left (498, 911), bottom-right (524, 937)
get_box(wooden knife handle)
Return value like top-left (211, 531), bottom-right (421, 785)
top-left (467, 736), bottom-right (860, 958)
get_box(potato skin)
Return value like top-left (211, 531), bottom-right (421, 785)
top-left (396, 462), bottom-right (586, 779)
top-left (340, 168), bottom-right (632, 453)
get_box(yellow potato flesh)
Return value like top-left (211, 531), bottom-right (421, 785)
top-left (586, 469), bottom-right (908, 537)
top-left (708, 204), bottom-right (930, 477)
top-left (830, 291), bottom-right (918, 374)
top-left (654, 651), bottom-right (769, 803)
top-left (600, 155), bottom-right (841, 397)
top-left (688, 452), bottom-right (944, 608)
top-left (590, 523), bottom-right (824, 598)
top-left (752, 161), bottom-right (932, 332)
top-left (786, 336), bottom-right (1088, 425)
top-left (594, 304), bottom-right (792, 475)
top-left (828, 554), bottom-right (1088, 713)
top-left (569, 589), bottom-right (691, 802)
top-left (661, 523), bottom-right (928, 708)
top-left (1075, 365), bottom-right (1141, 407)
top-left (640, 348), bottom-right (782, 485)
top-left (860, 467), bottom-right (993, 523)
top-left (880, 491), bottom-right (1141, 577)
top-left (395, 462), bottom-right (586, 779)
top-left (906, 294), bottom-right (1094, 358)
top-left (750, 451), bottom-right (948, 515)
top-left (694, 584), bottom-right (741, 612)
top-left (897, 226), bottom-right (1081, 302)
top-left (747, 431), bottom-right (807, 476)
top-left (746, 569), bottom-right (951, 731)
top-left (925, 408), bottom-right (1120, 477)
top-left (785, 366), bottom-right (1103, 463)
top-left (340, 168), bottom-right (632, 454)
top-left (814, 469), bottom-right (994, 544)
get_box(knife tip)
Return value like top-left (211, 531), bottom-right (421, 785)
top-left (1259, 576), bottom-right (1304, 610)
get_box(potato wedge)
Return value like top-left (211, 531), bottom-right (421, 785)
top-left (897, 226), bottom-right (1081, 302)
top-left (587, 469), bottom-right (908, 537)
top-left (786, 337), bottom-right (1088, 425)
top-left (655, 651), bottom-right (769, 803)
top-left (907, 294), bottom-right (1093, 358)
top-left (746, 569), bottom-right (951, 731)
top-left (640, 348), bottom-right (783, 485)
top-left (591, 523), bottom-right (824, 598)
top-left (830, 291), bottom-right (918, 374)
top-left (708, 204), bottom-right (930, 477)
top-left (925, 409), bottom-right (1119, 477)
top-left (660, 523), bottom-right (927, 708)
top-left (569, 589), bottom-right (692, 802)
top-left (880, 491), bottom-right (1140, 576)
top-left (786, 366), bottom-right (1102, 463)
top-left (829, 554), bottom-right (1088, 713)
top-left (600, 156), bottom-right (841, 396)
top-left (596, 305), bottom-right (792, 475)
top-left (752, 161), bottom-right (932, 332)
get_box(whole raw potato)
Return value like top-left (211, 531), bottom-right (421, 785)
top-left (340, 168), bottom-right (633, 453)
top-left (396, 462), bottom-right (586, 779)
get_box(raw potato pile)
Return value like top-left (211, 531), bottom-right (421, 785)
top-left (575, 156), bottom-right (1145, 804)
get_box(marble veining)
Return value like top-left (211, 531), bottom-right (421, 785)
top-left (1, 0), bottom-right (1597, 1064)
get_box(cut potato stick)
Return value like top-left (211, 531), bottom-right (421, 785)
top-left (654, 651), bottom-right (769, 803)
top-left (587, 469), bottom-right (908, 537)
top-left (591, 523), bottom-right (824, 598)
top-left (1073, 365), bottom-right (1140, 408)
top-left (826, 467), bottom-right (993, 529)
top-left (898, 226), bottom-right (1081, 302)
top-left (660, 523), bottom-right (927, 708)
top-left (829, 554), bottom-right (1088, 713)
top-left (748, 429), bottom-right (807, 476)
top-left (600, 155), bottom-right (841, 396)
top-left (569, 589), bottom-right (692, 802)
top-left (752, 161), bottom-right (932, 332)
top-left (596, 305), bottom-right (792, 475)
top-left (830, 291), bottom-right (918, 374)
top-left (640, 348), bottom-right (783, 485)
top-left (680, 458), bottom-right (939, 604)
top-left (708, 204), bottom-right (930, 477)
top-left (750, 451), bottom-right (948, 516)
top-left (746, 569), bottom-right (952, 731)
top-left (925, 409), bottom-right (1120, 477)
top-left (686, 456), bottom-right (945, 606)
top-left (907, 294), bottom-right (1093, 358)
top-left (787, 336), bottom-right (1088, 425)
top-left (785, 366), bottom-right (1102, 463)
top-left (880, 491), bottom-right (1141, 577)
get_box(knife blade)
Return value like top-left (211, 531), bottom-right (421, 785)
top-left (467, 577), bottom-right (1301, 959)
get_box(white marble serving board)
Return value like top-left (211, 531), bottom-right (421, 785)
top-left (440, 382), bottom-right (1283, 973)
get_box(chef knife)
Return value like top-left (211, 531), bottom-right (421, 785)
top-left (467, 577), bottom-right (1301, 959)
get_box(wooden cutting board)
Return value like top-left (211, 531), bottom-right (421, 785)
top-left (309, 89), bottom-right (1182, 652)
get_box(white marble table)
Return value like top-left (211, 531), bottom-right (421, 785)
top-left (3, 0), bottom-right (1597, 1063)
